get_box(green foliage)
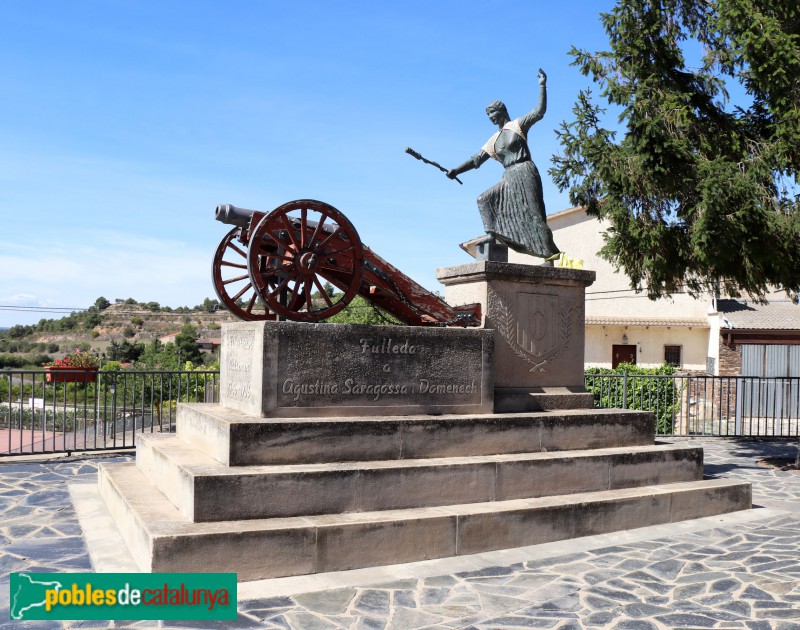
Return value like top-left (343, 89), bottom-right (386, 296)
top-left (83, 312), bottom-right (102, 330)
top-left (550, 0), bottom-right (800, 301)
top-left (130, 317), bottom-right (144, 327)
top-left (0, 353), bottom-right (53, 368)
top-left (174, 324), bottom-right (203, 364)
top-left (94, 296), bottom-right (110, 310)
top-left (134, 336), bottom-right (203, 369)
top-left (585, 363), bottom-right (676, 377)
top-left (585, 363), bottom-right (680, 434)
top-left (136, 339), bottom-right (171, 369)
top-left (325, 296), bottom-right (400, 325)
top-left (0, 340), bottom-right (48, 354)
top-left (4, 309), bottom-right (105, 336)
top-left (1, 324), bottom-right (35, 339)
top-left (197, 297), bottom-right (221, 313)
top-left (107, 339), bottom-right (145, 363)
top-left (313, 282), bottom-right (337, 299)
top-left (34, 313), bottom-right (80, 332)
top-left (122, 326), bottom-right (135, 338)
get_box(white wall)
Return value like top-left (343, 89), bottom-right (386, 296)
top-left (586, 325), bottom-right (709, 371)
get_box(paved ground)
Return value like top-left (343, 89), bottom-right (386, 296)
top-left (1, 438), bottom-right (799, 629)
top-left (0, 428), bottom-right (73, 455)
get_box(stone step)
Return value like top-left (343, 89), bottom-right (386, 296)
top-left (176, 403), bottom-right (654, 466)
top-left (494, 387), bottom-right (595, 412)
top-left (98, 462), bottom-right (751, 582)
top-left (136, 433), bottom-right (704, 522)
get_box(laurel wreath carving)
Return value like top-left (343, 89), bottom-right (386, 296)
top-left (488, 287), bottom-right (573, 372)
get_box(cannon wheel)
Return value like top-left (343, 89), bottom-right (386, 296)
top-left (247, 199), bottom-right (364, 322)
top-left (212, 227), bottom-right (276, 321)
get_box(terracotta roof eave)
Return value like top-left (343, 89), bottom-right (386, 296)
top-left (724, 328), bottom-right (800, 334)
top-left (586, 316), bottom-right (710, 328)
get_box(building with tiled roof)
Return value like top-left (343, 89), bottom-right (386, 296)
top-left (713, 299), bottom-right (800, 376)
top-left (717, 299), bottom-right (800, 331)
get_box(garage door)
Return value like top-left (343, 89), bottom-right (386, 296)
top-left (738, 345), bottom-right (800, 421)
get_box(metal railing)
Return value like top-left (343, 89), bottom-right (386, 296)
top-left (0, 369), bottom-right (219, 456)
top-left (3, 369), bottom-right (798, 456)
top-left (585, 372), bottom-right (800, 437)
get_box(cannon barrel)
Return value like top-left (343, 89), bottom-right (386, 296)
top-left (215, 203), bottom-right (258, 228)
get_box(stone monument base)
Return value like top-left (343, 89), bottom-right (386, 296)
top-left (97, 402), bottom-right (751, 581)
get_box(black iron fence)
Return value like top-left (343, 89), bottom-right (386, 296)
top-left (0, 369), bottom-right (218, 456)
top-left (585, 372), bottom-right (800, 437)
top-left (3, 369), bottom-right (798, 456)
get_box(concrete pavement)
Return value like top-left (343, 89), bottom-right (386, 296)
top-left (1, 438), bottom-right (799, 629)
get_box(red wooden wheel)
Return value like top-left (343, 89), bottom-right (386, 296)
top-left (247, 199), bottom-right (364, 321)
top-left (212, 227), bottom-right (276, 321)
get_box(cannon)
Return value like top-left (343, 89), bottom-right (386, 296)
top-left (212, 199), bottom-right (481, 326)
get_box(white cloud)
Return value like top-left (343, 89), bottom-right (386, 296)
top-left (0, 229), bottom-right (216, 327)
top-left (3, 293), bottom-right (40, 304)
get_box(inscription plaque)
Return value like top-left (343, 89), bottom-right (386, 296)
top-left (220, 321), bottom-right (493, 417)
top-left (220, 325), bottom-right (264, 417)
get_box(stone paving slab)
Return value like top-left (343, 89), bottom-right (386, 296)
top-left (1, 438), bottom-right (799, 629)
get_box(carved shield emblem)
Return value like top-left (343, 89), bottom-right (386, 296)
top-left (488, 287), bottom-right (573, 373)
top-left (516, 293), bottom-right (559, 357)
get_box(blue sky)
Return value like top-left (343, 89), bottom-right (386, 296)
top-left (1, 0), bottom-right (618, 328)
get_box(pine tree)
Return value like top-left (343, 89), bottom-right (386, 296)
top-left (550, 0), bottom-right (800, 300)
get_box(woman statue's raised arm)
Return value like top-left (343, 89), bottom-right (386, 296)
top-left (518, 69), bottom-right (547, 134)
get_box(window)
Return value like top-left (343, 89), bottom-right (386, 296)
top-left (664, 345), bottom-right (682, 367)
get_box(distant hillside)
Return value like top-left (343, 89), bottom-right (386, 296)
top-left (0, 297), bottom-right (236, 367)
top-left (61, 301), bottom-right (234, 343)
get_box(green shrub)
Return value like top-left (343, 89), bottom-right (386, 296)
top-left (585, 363), bottom-right (680, 434)
top-left (0, 353), bottom-right (53, 368)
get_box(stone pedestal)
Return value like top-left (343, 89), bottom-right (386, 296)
top-left (220, 321), bottom-right (493, 417)
top-left (437, 262), bottom-right (596, 412)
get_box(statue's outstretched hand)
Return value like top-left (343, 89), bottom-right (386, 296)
top-left (538, 68), bottom-right (547, 86)
top-left (446, 169), bottom-right (458, 179)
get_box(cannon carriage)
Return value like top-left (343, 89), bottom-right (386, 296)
top-left (212, 199), bottom-right (481, 326)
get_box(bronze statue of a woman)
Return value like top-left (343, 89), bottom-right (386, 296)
top-left (448, 68), bottom-right (560, 261)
